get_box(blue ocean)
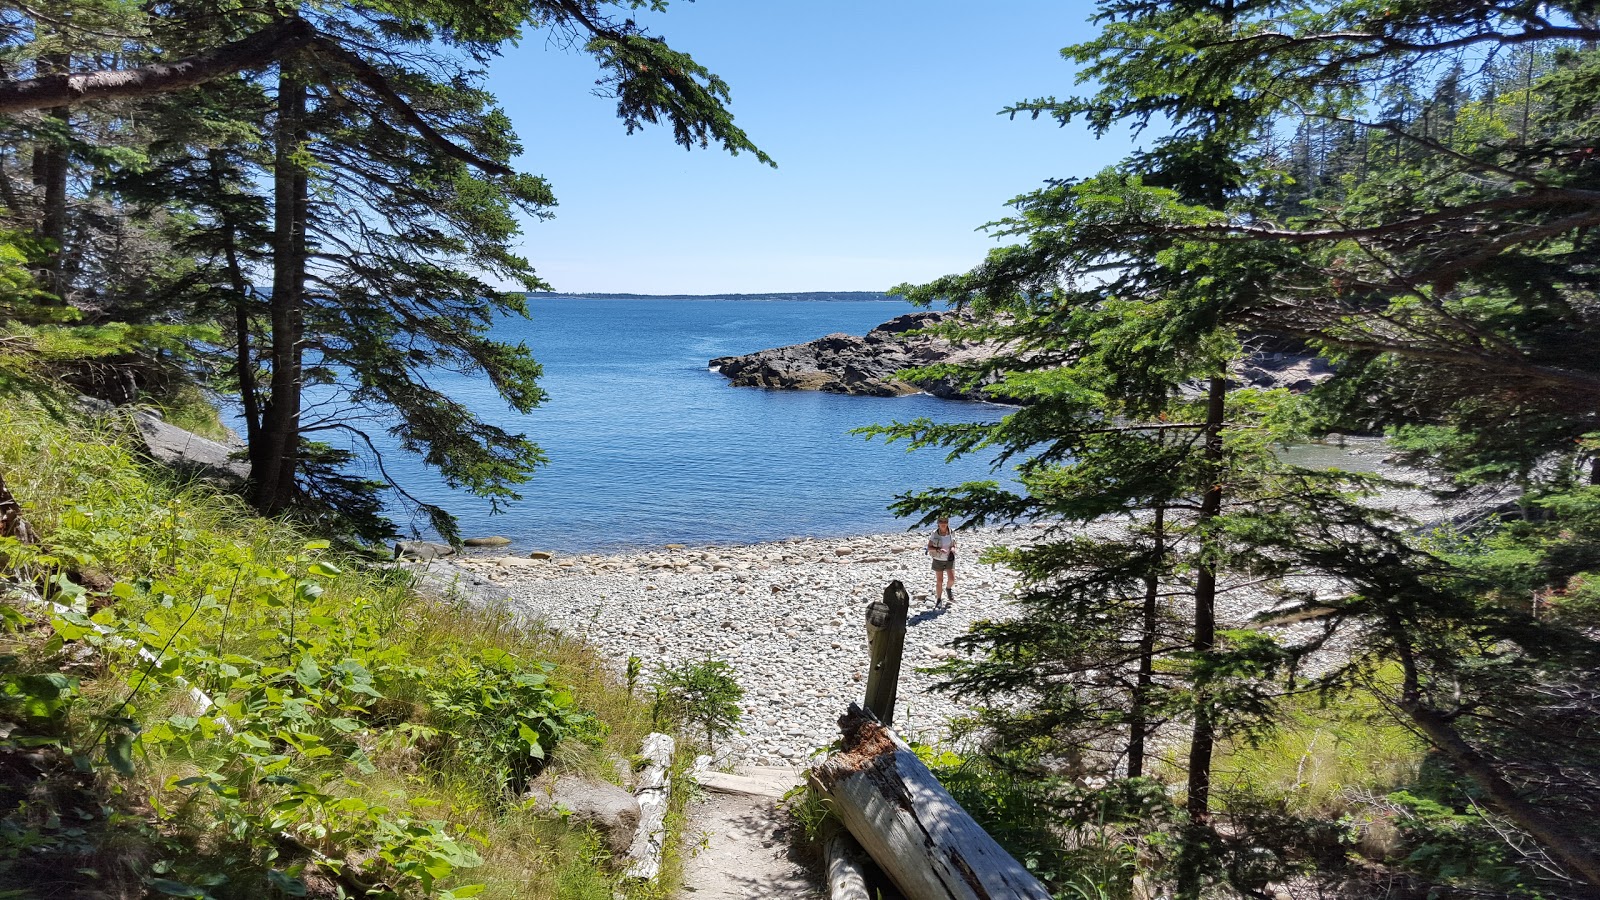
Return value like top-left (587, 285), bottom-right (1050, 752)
top-left (347, 296), bottom-right (1010, 552)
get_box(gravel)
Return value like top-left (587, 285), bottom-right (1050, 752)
top-left (441, 459), bottom-right (1467, 766)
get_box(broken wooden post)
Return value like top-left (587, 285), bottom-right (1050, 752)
top-left (811, 704), bottom-right (1053, 900)
top-left (863, 580), bottom-right (909, 726)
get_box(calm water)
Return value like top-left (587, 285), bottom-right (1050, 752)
top-left (352, 298), bottom-right (1010, 551)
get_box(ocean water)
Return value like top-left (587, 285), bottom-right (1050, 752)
top-left (354, 297), bottom-right (1011, 551)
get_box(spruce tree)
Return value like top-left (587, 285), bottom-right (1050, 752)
top-left (888, 1), bottom-right (1600, 894)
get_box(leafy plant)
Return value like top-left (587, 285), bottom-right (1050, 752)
top-left (425, 649), bottom-right (596, 798)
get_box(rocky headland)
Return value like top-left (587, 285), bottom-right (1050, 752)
top-left (709, 310), bottom-right (1336, 401)
top-left (710, 311), bottom-right (1003, 401)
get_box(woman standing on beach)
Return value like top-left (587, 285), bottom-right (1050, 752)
top-left (927, 516), bottom-right (956, 604)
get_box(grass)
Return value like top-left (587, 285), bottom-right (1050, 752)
top-left (0, 373), bottom-right (691, 899)
top-left (1211, 679), bottom-right (1426, 817)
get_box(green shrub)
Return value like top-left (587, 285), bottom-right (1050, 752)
top-left (917, 745), bottom-right (1156, 899)
top-left (0, 383), bottom-right (655, 898)
top-left (651, 659), bottom-right (743, 747)
top-left (425, 649), bottom-right (597, 798)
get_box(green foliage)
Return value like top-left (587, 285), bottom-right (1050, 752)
top-left (917, 744), bottom-right (1163, 900)
top-left (650, 658), bottom-right (743, 748)
top-left (883, 1), bottom-right (1600, 896)
top-left (1378, 791), bottom-right (1550, 894)
top-left (425, 650), bottom-right (596, 798)
top-left (0, 388), bottom-right (656, 898)
top-left (1213, 680), bottom-right (1425, 818)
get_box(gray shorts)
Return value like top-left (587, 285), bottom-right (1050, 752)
top-left (931, 557), bottom-right (953, 572)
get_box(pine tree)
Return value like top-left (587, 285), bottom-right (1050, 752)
top-left (891, 1), bottom-right (1600, 894)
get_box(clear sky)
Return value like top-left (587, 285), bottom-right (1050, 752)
top-left (485, 2), bottom-right (1137, 295)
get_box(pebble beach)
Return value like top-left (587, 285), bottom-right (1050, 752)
top-left (424, 508), bottom-right (1396, 767)
top-left (442, 525), bottom-right (1058, 765)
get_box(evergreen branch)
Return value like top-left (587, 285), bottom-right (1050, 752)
top-left (0, 17), bottom-right (318, 115)
top-left (304, 34), bottom-right (514, 178)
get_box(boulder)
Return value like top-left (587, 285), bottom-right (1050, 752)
top-left (124, 406), bottom-right (250, 483)
top-left (528, 550), bottom-right (554, 560)
top-left (394, 540), bottom-right (455, 561)
top-left (525, 773), bottom-right (641, 859)
top-left (402, 559), bottom-right (512, 607)
top-left (462, 535), bottom-right (512, 548)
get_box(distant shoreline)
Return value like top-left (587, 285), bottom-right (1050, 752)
top-left (524, 290), bottom-right (897, 302)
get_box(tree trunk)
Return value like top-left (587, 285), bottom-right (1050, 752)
top-left (810, 705), bottom-right (1053, 900)
top-left (1128, 503), bottom-right (1165, 778)
top-left (1392, 634), bottom-right (1600, 888)
top-left (1402, 700), bottom-right (1600, 888)
top-left (253, 68), bottom-right (308, 514)
top-left (1176, 374), bottom-right (1227, 900)
top-left (210, 149), bottom-right (261, 448)
top-left (32, 52), bottom-right (70, 299)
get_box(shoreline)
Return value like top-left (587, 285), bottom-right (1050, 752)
top-left (440, 523), bottom-right (1065, 765)
top-left (421, 444), bottom-right (1437, 767)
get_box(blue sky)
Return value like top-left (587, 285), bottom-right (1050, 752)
top-left (485, 2), bottom-right (1138, 294)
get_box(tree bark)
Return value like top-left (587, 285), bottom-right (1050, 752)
top-left (31, 51), bottom-right (70, 299)
top-left (1176, 374), bottom-right (1227, 900)
top-left (0, 18), bottom-right (317, 115)
top-left (253, 67), bottom-right (308, 514)
top-left (210, 149), bottom-right (261, 448)
top-left (1128, 503), bottom-right (1165, 778)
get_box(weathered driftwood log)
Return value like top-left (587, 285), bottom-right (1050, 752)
top-left (823, 826), bottom-right (872, 900)
top-left (811, 705), bottom-right (1052, 900)
top-left (624, 732), bottom-right (675, 881)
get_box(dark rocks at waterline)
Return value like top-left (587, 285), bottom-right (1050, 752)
top-left (709, 311), bottom-right (1007, 402)
top-left (711, 311), bottom-right (1336, 402)
top-left (395, 540), bottom-right (455, 561)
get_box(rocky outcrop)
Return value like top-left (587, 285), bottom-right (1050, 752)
top-left (710, 311), bottom-right (1005, 401)
top-left (712, 312), bottom-right (1334, 402)
top-left (131, 410), bottom-right (250, 483)
top-left (78, 397), bottom-right (251, 484)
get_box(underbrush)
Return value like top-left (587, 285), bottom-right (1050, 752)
top-left (0, 383), bottom-right (674, 898)
top-left (885, 686), bottom-right (1558, 899)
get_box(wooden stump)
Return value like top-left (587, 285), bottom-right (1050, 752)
top-left (863, 581), bottom-right (909, 725)
top-left (811, 704), bottom-right (1052, 900)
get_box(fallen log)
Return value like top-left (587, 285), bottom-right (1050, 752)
top-left (823, 826), bottom-right (872, 900)
top-left (810, 704), bottom-right (1051, 900)
top-left (623, 732), bottom-right (675, 881)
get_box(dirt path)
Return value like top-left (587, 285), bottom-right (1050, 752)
top-left (680, 766), bottom-right (820, 898)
